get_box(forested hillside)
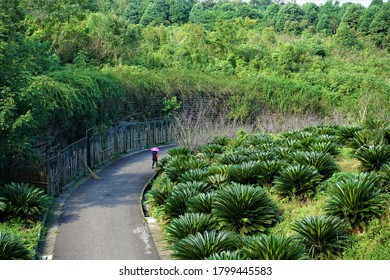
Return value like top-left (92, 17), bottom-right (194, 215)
top-left (1, 0), bottom-right (390, 162)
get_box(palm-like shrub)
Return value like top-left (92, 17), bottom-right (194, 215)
top-left (0, 196), bottom-right (6, 212)
top-left (164, 155), bottom-right (189, 182)
top-left (0, 182), bottom-right (49, 219)
top-left (337, 126), bottom-right (363, 145)
top-left (0, 231), bottom-right (31, 260)
top-left (292, 215), bottom-right (350, 259)
top-left (210, 136), bottom-right (231, 146)
top-left (145, 176), bottom-right (174, 208)
top-left (212, 183), bottom-right (277, 235)
top-left (290, 151), bottom-right (339, 179)
top-left (162, 187), bottom-right (199, 221)
top-left (353, 145), bottom-right (390, 171)
top-left (197, 144), bottom-right (225, 155)
top-left (227, 161), bottom-right (260, 185)
top-left (248, 151), bottom-right (276, 161)
top-left (243, 134), bottom-right (274, 147)
top-left (168, 146), bottom-right (192, 157)
top-left (324, 173), bottom-right (387, 229)
top-left (165, 213), bottom-right (217, 244)
top-left (206, 250), bottom-right (246, 260)
top-left (308, 141), bottom-right (340, 156)
top-left (176, 181), bottom-right (212, 193)
top-left (172, 230), bottom-right (242, 260)
top-left (379, 163), bottom-right (390, 193)
top-left (257, 160), bottom-right (284, 187)
top-left (180, 169), bottom-right (210, 182)
top-left (241, 234), bottom-right (307, 260)
top-left (273, 165), bottom-right (321, 199)
top-left (187, 158), bottom-right (210, 169)
top-left (187, 192), bottom-right (215, 214)
top-left (205, 174), bottom-right (228, 189)
top-left (219, 153), bottom-right (248, 165)
top-left (349, 129), bottom-right (383, 149)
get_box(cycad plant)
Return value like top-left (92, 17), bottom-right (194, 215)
top-left (205, 174), bottom-right (228, 189)
top-left (212, 183), bottom-right (277, 235)
top-left (180, 169), bottom-right (210, 183)
top-left (379, 163), bottom-right (390, 193)
top-left (172, 230), bottom-right (243, 260)
top-left (197, 144), bottom-right (225, 155)
top-left (353, 145), bottom-right (390, 171)
top-left (167, 146), bottom-right (192, 157)
top-left (162, 186), bottom-right (199, 221)
top-left (0, 231), bottom-right (31, 260)
top-left (164, 213), bottom-right (217, 244)
top-left (219, 153), bottom-right (248, 165)
top-left (241, 234), bottom-right (307, 260)
top-left (206, 250), bottom-right (246, 260)
top-left (257, 160), bottom-right (284, 187)
top-left (187, 192), bottom-right (215, 214)
top-left (324, 173), bottom-right (387, 230)
top-left (0, 182), bottom-right (49, 220)
top-left (290, 151), bottom-right (339, 179)
top-left (145, 176), bottom-right (174, 208)
top-left (292, 215), bottom-right (350, 259)
top-left (164, 155), bottom-right (190, 182)
top-left (227, 161), bottom-right (260, 185)
top-left (308, 141), bottom-right (340, 156)
top-left (273, 165), bottom-right (321, 199)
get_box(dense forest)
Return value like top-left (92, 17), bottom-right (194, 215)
top-left (1, 0), bottom-right (390, 163)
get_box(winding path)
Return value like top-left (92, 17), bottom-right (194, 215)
top-left (52, 146), bottom-right (173, 260)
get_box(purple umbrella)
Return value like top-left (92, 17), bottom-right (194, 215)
top-left (151, 147), bottom-right (159, 152)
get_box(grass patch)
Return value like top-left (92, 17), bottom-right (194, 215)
top-left (336, 147), bottom-right (361, 172)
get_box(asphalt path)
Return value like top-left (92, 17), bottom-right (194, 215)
top-left (53, 145), bottom-right (172, 260)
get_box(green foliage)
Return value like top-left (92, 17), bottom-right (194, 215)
top-left (0, 182), bottom-right (49, 220)
top-left (212, 183), bottom-right (277, 235)
top-left (206, 250), bottom-right (246, 260)
top-left (172, 230), bottom-right (243, 260)
top-left (292, 215), bottom-right (350, 259)
top-left (290, 151), bottom-right (340, 179)
top-left (241, 234), bottom-right (307, 260)
top-left (180, 169), bottom-right (210, 183)
top-left (0, 231), bottom-right (31, 260)
top-left (162, 185), bottom-right (199, 220)
top-left (353, 145), bottom-right (390, 171)
top-left (256, 160), bottom-right (284, 187)
top-left (162, 96), bottom-right (181, 117)
top-left (227, 161), bottom-right (260, 185)
top-left (146, 176), bottom-right (174, 208)
top-left (273, 165), bottom-right (321, 199)
top-left (324, 173), bottom-right (388, 230)
top-left (165, 213), bottom-right (217, 244)
top-left (187, 192), bottom-right (215, 214)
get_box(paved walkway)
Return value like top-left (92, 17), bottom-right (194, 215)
top-left (45, 146), bottom-right (173, 260)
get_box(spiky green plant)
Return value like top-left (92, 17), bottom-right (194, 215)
top-left (324, 173), bottom-right (387, 230)
top-left (0, 196), bottom-right (6, 212)
top-left (353, 145), bottom-right (390, 171)
top-left (290, 151), bottom-right (339, 179)
top-left (210, 136), bottom-right (232, 146)
top-left (212, 183), bottom-right (277, 235)
top-left (241, 234), bottom-right (307, 260)
top-left (257, 160), bottom-right (284, 187)
top-left (208, 164), bottom-right (229, 176)
top-left (0, 182), bottom-right (49, 220)
top-left (273, 165), bottom-right (321, 199)
top-left (206, 250), bottom-right (246, 260)
top-left (292, 215), bottom-right (350, 259)
top-left (165, 213), bottom-right (217, 244)
top-left (145, 176), bottom-right (174, 208)
top-left (248, 151), bottom-right (276, 161)
top-left (379, 163), bottom-right (390, 193)
top-left (337, 126), bottom-right (363, 145)
top-left (219, 153), bottom-right (248, 165)
top-left (187, 158), bottom-right (210, 169)
top-left (180, 169), bottom-right (210, 183)
top-left (197, 144), bottom-right (225, 155)
top-left (168, 146), bottom-right (192, 157)
top-left (349, 129), bottom-right (383, 149)
top-left (176, 181), bottom-right (212, 193)
top-left (0, 231), bottom-right (31, 260)
top-left (164, 155), bottom-right (190, 182)
top-left (308, 141), bottom-right (340, 156)
top-left (162, 187), bottom-right (199, 221)
top-left (187, 192), bottom-right (215, 214)
top-left (227, 161), bottom-right (260, 185)
top-left (172, 230), bottom-right (243, 260)
top-left (205, 174), bottom-right (228, 189)
top-left (243, 134), bottom-right (274, 147)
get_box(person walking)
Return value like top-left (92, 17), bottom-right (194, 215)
top-left (151, 147), bottom-right (159, 169)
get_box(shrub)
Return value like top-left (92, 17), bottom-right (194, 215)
top-left (205, 174), bottom-right (229, 189)
top-left (145, 176), bottom-right (174, 208)
top-left (292, 215), bottom-right (350, 259)
top-left (167, 147), bottom-right (192, 157)
top-left (353, 145), bottom-right (390, 172)
top-left (273, 165), bottom-right (321, 199)
top-left (0, 231), bottom-right (31, 260)
top-left (290, 151), bottom-right (339, 179)
top-left (165, 213), bottom-right (217, 244)
top-left (219, 153), bottom-right (248, 165)
top-left (206, 250), bottom-right (246, 260)
top-left (197, 144), bottom-right (225, 155)
top-left (308, 141), bottom-right (340, 156)
top-left (241, 234), bottom-right (307, 260)
top-left (324, 173), bottom-right (388, 230)
top-left (162, 187), bottom-right (199, 221)
top-left (257, 160), bottom-right (284, 187)
top-left (227, 161), bottom-right (260, 185)
top-left (0, 182), bottom-right (49, 220)
top-left (187, 192), bottom-right (215, 214)
top-left (172, 230), bottom-right (243, 260)
top-left (180, 169), bottom-right (210, 183)
top-left (212, 183), bottom-right (277, 235)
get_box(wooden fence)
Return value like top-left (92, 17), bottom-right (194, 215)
top-left (45, 119), bottom-right (174, 196)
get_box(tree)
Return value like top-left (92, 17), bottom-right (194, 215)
top-left (369, 2), bottom-right (390, 49)
top-left (169, 0), bottom-right (193, 24)
top-left (316, 0), bottom-right (342, 35)
top-left (335, 22), bottom-right (361, 49)
top-left (140, 0), bottom-right (170, 26)
top-left (340, 4), bottom-right (364, 30)
top-left (275, 3), bottom-right (305, 33)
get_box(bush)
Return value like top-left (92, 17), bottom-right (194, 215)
top-left (172, 230), bottom-right (243, 260)
top-left (206, 250), bottom-right (246, 260)
top-left (162, 186), bottom-right (199, 220)
top-left (273, 165), bottom-right (321, 199)
top-left (290, 151), bottom-right (339, 179)
top-left (0, 182), bottom-right (49, 220)
top-left (165, 213), bottom-right (217, 244)
top-left (0, 231), bottom-right (31, 260)
top-left (145, 176), bottom-right (174, 208)
top-left (241, 234), bottom-right (307, 260)
top-left (292, 215), bottom-right (350, 259)
top-left (257, 160), bottom-right (284, 187)
top-left (324, 173), bottom-right (388, 230)
top-left (180, 169), bottom-right (210, 183)
top-left (187, 192), bottom-right (215, 214)
top-left (353, 145), bottom-right (390, 171)
top-left (212, 183), bottom-right (277, 235)
top-left (227, 161), bottom-right (261, 185)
